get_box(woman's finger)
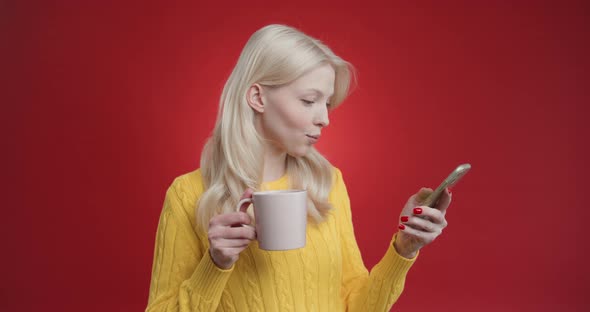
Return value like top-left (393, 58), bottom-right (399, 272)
top-left (400, 224), bottom-right (438, 242)
top-left (210, 212), bottom-right (252, 227)
top-left (435, 188), bottom-right (452, 212)
top-left (221, 225), bottom-right (256, 240)
top-left (414, 206), bottom-right (446, 225)
top-left (216, 239), bottom-right (254, 248)
top-left (403, 215), bottom-right (442, 233)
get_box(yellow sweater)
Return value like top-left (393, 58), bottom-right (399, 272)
top-left (146, 168), bottom-right (416, 311)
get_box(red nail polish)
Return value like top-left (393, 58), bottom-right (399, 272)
top-left (398, 224), bottom-right (405, 230)
top-left (413, 208), bottom-right (423, 214)
top-left (401, 216), bottom-right (409, 222)
top-left (447, 188), bottom-right (452, 195)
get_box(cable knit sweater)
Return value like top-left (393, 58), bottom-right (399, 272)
top-left (146, 168), bottom-right (416, 311)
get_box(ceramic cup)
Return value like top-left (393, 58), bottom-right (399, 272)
top-left (236, 190), bottom-right (307, 251)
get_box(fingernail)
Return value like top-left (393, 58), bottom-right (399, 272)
top-left (398, 224), bottom-right (406, 230)
top-left (413, 207), bottom-right (423, 214)
top-left (447, 188), bottom-right (452, 195)
top-left (400, 216), bottom-right (409, 222)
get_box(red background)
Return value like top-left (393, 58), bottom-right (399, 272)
top-left (4, 0), bottom-right (589, 311)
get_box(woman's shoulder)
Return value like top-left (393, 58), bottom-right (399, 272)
top-left (167, 166), bottom-right (345, 198)
top-left (162, 169), bottom-right (206, 237)
top-left (330, 166), bottom-right (346, 186)
top-left (166, 168), bottom-right (206, 208)
top-left (170, 167), bottom-right (204, 188)
top-left (328, 165), bottom-right (349, 199)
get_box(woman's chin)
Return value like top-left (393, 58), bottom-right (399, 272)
top-left (288, 146), bottom-right (313, 158)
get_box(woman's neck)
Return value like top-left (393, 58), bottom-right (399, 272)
top-left (262, 146), bottom-right (287, 182)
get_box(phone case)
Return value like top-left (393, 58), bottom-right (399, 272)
top-left (421, 163), bottom-right (471, 207)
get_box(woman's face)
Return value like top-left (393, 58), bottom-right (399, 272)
top-left (259, 64), bottom-right (335, 158)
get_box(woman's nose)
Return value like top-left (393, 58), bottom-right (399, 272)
top-left (314, 106), bottom-right (330, 128)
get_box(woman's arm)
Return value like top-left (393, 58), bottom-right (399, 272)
top-left (333, 169), bottom-right (417, 312)
top-left (145, 180), bottom-right (234, 312)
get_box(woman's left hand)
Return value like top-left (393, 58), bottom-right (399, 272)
top-left (394, 187), bottom-right (452, 258)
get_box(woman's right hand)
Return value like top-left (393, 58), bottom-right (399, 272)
top-left (208, 189), bottom-right (257, 269)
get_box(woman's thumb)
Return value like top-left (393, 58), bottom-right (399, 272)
top-left (415, 187), bottom-right (433, 205)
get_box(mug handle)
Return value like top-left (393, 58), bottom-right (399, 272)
top-left (236, 198), bottom-right (254, 228)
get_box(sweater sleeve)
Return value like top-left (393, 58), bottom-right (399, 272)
top-left (145, 178), bottom-right (233, 312)
top-left (333, 168), bottom-right (417, 312)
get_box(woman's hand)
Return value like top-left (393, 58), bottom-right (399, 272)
top-left (208, 189), bottom-right (257, 269)
top-left (394, 187), bottom-right (452, 259)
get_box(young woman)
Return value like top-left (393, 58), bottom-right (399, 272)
top-left (146, 24), bottom-right (451, 312)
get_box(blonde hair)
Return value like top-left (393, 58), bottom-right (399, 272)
top-left (197, 24), bottom-right (354, 231)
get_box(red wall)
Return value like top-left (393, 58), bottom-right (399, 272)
top-left (5, 1), bottom-right (589, 311)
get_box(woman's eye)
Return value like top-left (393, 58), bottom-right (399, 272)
top-left (301, 99), bottom-right (314, 105)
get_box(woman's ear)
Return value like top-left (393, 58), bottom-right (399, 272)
top-left (246, 83), bottom-right (265, 113)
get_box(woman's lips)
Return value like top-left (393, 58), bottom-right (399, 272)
top-left (306, 134), bottom-right (320, 143)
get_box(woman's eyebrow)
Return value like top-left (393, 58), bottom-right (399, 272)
top-left (302, 88), bottom-right (334, 98)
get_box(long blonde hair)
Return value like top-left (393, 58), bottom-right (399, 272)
top-left (197, 24), bottom-right (354, 231)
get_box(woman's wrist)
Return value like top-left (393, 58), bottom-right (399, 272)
top-left (393, 235), bottom-right (418, 259)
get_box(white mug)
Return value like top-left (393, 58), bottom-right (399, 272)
top-left (236, 190), bottom-right (307, 251)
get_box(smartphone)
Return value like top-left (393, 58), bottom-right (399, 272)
top-left (421, 163), bottom-right (471, 208)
